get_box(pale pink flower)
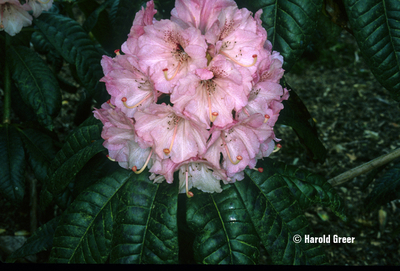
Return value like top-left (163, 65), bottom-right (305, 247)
top-left (134, 103), bottom-right (209, 164)
top-left (203, 113), bottom-right (271, 177)
top-left (206, 6), bottom-right (264, 72)
top-left (0, 0), bottom-right (32, 36)
top-left (26, 0), bottom-right (53, 18)
top-left (171, 54), bottom-right (251, 128)
top-left (171, 0), bottom-right (236, 34)
top-left (137, 19), bottom-right (208, 93)
top-left (96, 0), bottom-right (290, 195)
top-left (100, 54), bottom-right (159, 118)
top-left (93, 103), bottom-right (152, 171)
top-left (121, 0), bottom-right (157, 55)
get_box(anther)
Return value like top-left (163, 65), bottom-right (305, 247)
top-left (114, 49), bottom-right (120, 56)
top-left (133, 149), bottom-right (153, 174)
top-left (163, 148), bottom-right (171, 155)
top-left (264, 114), bottom-right (270, 123)
top-left (253, 167), bottom-right (264, 173)
top-left (220, 51), bottom-right (258, 67)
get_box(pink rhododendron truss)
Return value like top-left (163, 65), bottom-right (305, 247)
top-left (94, 0), bottom-right (289, 197)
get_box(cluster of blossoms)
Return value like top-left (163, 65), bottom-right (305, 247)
top-left (0, 0), bottom-right (53, 36)
top-left (94, 0), bottom-right (289, 197)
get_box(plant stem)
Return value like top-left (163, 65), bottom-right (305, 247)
top-left (328, 148), bottom-right (400, 187)
top-left (2, 33), bottom-right (11, 124)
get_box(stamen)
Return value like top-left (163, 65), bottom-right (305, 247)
top-left (264, 114), bottom-right (270, 123)
top-left (163, 117), bottom-right (180, 155)
top-left (106, 99), bottom-right (116, 109)
top-left (106, 155), bottom-right (115, 162)
top-left (121, 93), bottom-right (152, 109)
top-left (163, 62), bottom-right (181, 81)
top-left (220, 51), bottom-right (258, 67)
top-left (272, 143), bottom-right (282, 153)
top-left (243, 108), bottom-right (250, 117)
top-left (253, 167), bottom-right (264, 173)
top-left (208, 93), bottom-right (218, 122)
top-left (222, 135), bottom-right (242, 165)
top-left (114, 49), bottom-right (120, 56)
top-left (185, 165), bottom-right (194, 198)
top-left (132, 149), bottom-right (153, 174)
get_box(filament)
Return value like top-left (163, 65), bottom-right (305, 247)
top-left (163, 62), bottom-right (181, 81)
top-left (208, 93), bottom-right (218, 122)
top-left (272, 143), bottom-right (282, 153)
top-left (222, 135), bottom-right (242, 165)
top-left (163, 117), bottom-right (180, 155)
top-left (220, 51), bottom-right (258, 67)
top-left (121, 93), bottom-right (152, 109)
top-left (185, 165), bottom-right (194, 198)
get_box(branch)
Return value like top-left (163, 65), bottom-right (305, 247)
top-left (328, 148), bottom-right (400, 187)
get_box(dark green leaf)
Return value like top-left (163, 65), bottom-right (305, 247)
top-left (33, 13), bottom-right (107, 103)
top-left (46, 117), bottom-right (105, 196)
top-left (186, 185), bottom-right (260, 264)
top-left (365, 162), bottom-right (400, 211)
top-left (237, 0), bottom-right (323, 72)
top-left (0, 124), bottom-right (25, 204)
top-left (9, 46), bottom-right (61, 130)
top-left (49, 168), bottom-right (130, 263)
top-left (110, 171), bottom-right (179, 264)
top-left (153, 0), bottom-right (175, 20)
top-left (235, 160), bottom-right (327, 264)
top-left (20, 128), bottom-right (57, 183)
top-left (112, 0), bottom-right (147, 49)
top-left (7, 216), bottom-right (61, 262)
top-left (278, 79), bottom-right (327, 162)
top-left (270, 159), bottom-right (347, 221)
top-left (344, 0), bottom-right (400, 102)
top-left (79, 0), bottom-right (115, 53)
top-left (82, 0), bottom-right (112, 33)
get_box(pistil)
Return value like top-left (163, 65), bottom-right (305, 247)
top-left (220, 51), bottom-right (258, 67)
top-left (132, 149), bottom-right (154, 174)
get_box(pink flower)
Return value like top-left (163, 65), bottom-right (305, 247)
top-left (96, 0), bottom-right (290, 196)
top-left (137, 19), bottom-right (208, 93)
top-left (0, 0), bottom-right (32, 36)
top-left (121, 0), bottom-right (157, 55)
top-left (203, 113), bottom-right (271, 177)
top-left (171, 0), bottom-right (236, 34)
top-left (206, 6), bottom-right (264, 73)
top-left (26, 0), bottom-right (53, 18)
top-left (134, 103), bottom-right (209, 164)
top-left (100, 54), bottom-right (159, 118)
top-left (93, 103), bottom-right (152, 171)
top-left (171, 54), bottom-right (251, 128)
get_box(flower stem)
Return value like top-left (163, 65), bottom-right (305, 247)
top-left (328, 148), bottom-right (400, 187)
top-left (2, 34), bottom-right (11, 124)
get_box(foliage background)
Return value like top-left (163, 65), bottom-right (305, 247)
top-left (0, 0), bottom-right (399, 265)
